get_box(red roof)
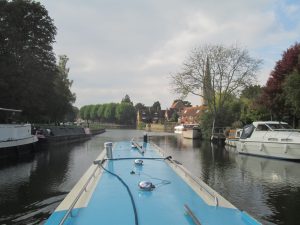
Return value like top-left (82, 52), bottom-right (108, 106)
top-left (181, 105), bottom-right (207, 117)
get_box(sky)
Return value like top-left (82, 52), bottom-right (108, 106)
top-left (39, 0), bottom-right (300, 109)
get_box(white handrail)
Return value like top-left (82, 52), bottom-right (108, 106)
top-left (58, 164), bottom-right (101, 225)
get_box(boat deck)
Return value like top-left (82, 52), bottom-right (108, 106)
top-left (46, 141), bottom-right (260, 225)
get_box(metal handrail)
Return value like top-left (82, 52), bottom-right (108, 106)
top-left (131, 139), bottom-right (145, 155)
top-left (58, 163), bottom-right (101, 225)
top-left (150, 142), bottom-right (219, 206)
top-left (184, 204), bottom-right (202, 225)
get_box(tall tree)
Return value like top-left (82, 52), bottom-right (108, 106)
top-left (151, 101), bottom-right (161, 112)
top-left (260, 43), bottom-right (300, 121)
top-left (49, 55), bottom-right (76, 123)
top-left (135, 103), bottom-right (146, 112)
top-left (115, 102), bottom-right (136, 125)
top-left (240, 85), bottom-right (269, 124)
top-left (104, 103), bottom-right (117, 122)
top-left (171, 44), bottom-right (262, 131)
top-left (283, 70), bottom-right (300, 126)
top-left (0, 0), bottom-right (57, 122)
top-left (121, 94), bottom-right (133, 105)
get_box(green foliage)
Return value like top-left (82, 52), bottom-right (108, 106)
top-left (261, 43), bottom-right (300, 121)
top-left (241, 85), bottom-right (262, 99)
top-left (121, 94), bottom-right (133, 105)
top-left (104, 103), bottom-right (117, 122)
top-left (97, 104), bottom-right (106, 121)
top-left (50, 55), bottom-right (76, 122)
top-left (152, 101), bottom-right (161, 112)
top-left (84, 105), bottom-right (92, 120)
top-left (170, 112), bottom-right (179, 122)
top-left (115, 102), bottom-right (136, 125)
top-left (200, 111), bottom-right (214, 139)
top-left (79, 106), bottom-right (87, 119)
top-left (0, 0), bottom-right (75, 122)
top-left (64, 106), bottom-right (79, 122)
top-left (89, 105), bottom-right (98, 121)
top-left (135, 103), bottom-right (146, 112)
top-left (200, 94), bottom-right (243, 138)
top-left (240, 85), bottom-right (269, 124)
top-left (137, 122), bottom-right (146, 130)
top-left (283, 70), bottom-right (300, 116)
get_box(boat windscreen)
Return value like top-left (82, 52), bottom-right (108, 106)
top-left (240, 124), bottom-right (255, 139)
top-left (267, 123), bottom-right (292, 130)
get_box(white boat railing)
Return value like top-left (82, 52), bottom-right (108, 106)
top-left (58, 162), bottom-right (101, 225)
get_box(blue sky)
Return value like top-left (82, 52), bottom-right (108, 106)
top-left (40, 0), bottom-right (300, 108)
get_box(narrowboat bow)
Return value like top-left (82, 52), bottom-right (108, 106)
top-left (46, 138), bottom-right (261, 225)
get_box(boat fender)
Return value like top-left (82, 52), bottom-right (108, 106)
top-left (284, 144), bottom-right (288, 153)
top-left (134, 159), bottom-right (143, 165)
top-left (138, 181), bottom-right (155, 191)
top-left (259, 143), bottom-right (264, 151)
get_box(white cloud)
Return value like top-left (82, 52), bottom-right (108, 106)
top-left (40, 0), bottom-right (300, 108)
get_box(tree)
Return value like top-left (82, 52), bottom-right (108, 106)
top-left (283, 70), bottom-right (300, 126)
top-left (104, 103), bottom-right (117, 122)
top-left (49, 55), bottom-right (76, 123)
top-left (239, 85), bottom-right (269, 124)
top-left (121, 94), bottom-right (133, 105)
top-left (151, 101), bottom-right (161, 112)
top-left (171, 44), bottom-right (262, 133)
top-left (83, 105), bottom-right (92, 121)
top-left (89, 105), bottom-right (98, 121)
top-left (0, 0), bottom-right (58, 122)
top-left (79, 106), bottom-right (87, 119)
top-left (260, 43), bottom-right (300, 121)
top-left (135, 103), bottom-right (146, 112)
top-left (97, 104), bottom-right (106, 122)
top-left (115, 102), bottom-right (136, 125)
top-left (64, 106), bottom-right (79, 122)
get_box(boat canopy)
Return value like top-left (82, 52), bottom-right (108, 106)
top-left (240, 124), bottom-right (255, 139)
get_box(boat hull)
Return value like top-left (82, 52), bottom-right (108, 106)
top-left (237, 141), bottom-right (300, 161)
top-left (0, 135), bottom-right (38, 149)
top-left (225, 138), bottom-right (239, 147)
top-left (182, 129), bottom-right (201, 139)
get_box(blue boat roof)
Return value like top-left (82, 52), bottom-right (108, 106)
top-left (46, 141), bottom-right (261, 225)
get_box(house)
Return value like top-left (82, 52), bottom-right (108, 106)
top-left (137, 108), bottom-right (164, 124)
top-left (170, 100), bottom-right (186, 114)
top-left (164, 100), bottom-right (187, 122)
top-left (180, 105), bottom-right (207, 124)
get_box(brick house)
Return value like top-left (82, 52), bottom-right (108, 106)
top-left (179, 105), bottom-right (207, 124)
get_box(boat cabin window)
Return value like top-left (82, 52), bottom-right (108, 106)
top-left (267, 123), bottom-right (292, 130)
top-left (256, 124), bottom-right (270, 131)
top-left (240, 124), bottom-right (255, 139)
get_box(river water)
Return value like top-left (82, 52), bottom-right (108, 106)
top-left (0, 129), bottom-right (299, 225)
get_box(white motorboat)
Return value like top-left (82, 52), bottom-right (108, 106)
top-left (237, 121), bottom-right (300, 160)
top-left (225, 129), bottom-right (242, 147)
top-left (0, 108), bottom-right (38, 154)
top-left (182, 125), bottom-right (202, 139)
top-left (174, 124), bottom-right (184, 134)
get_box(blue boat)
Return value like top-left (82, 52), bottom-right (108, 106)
top-left (45, 138), bottom-right (261, 225)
